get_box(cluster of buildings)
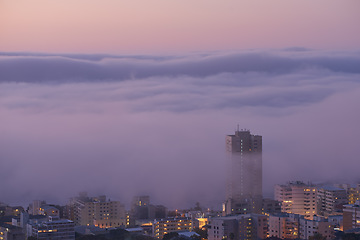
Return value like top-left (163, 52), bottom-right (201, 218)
top-left (208, 129), bottom-right (360, 240)
top-left (0, 195), bottom-right (205, 240)
top-left (1, 129), bottom-right (360, 240)
top-left (66, 193), bottom-right (126, 228)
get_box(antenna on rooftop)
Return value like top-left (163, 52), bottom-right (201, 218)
top-left (237, 124), bottom-right (239, 132)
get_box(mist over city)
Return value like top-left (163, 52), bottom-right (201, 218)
top-left (1, 1), bottom-right (360, 240)
top-left (1, 49), bottom-right (360, 209)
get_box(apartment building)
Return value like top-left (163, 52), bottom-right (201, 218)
top-left (208, 214), bottom-right (268, 240)
top-left (268, 213), bottom-right (302, 239)
top-left (317, 185), bottom-right (347, 217)
top-left (153, 217), bottom-right (192, 239)
top-left (275, 181), bottom-right (317, 219)
top-left (299, 216), bottom-right (334, 240)
top-left (69, 193), bottom-right (126, 228)
top-left (30, 216), bottom-right (75, 240)
top-left (343, 200), bottom-right (360, 231)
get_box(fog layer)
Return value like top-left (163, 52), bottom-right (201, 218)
top-left (1, 49), bottom-right (359, 209)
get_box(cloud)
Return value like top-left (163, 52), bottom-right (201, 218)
top-left (0, 49), bottom-right (360, 209)
top-left (1, 49), bottom-right (360, 83)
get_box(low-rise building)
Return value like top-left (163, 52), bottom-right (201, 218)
top-left (28, 200), bottom-right (46, 215)
top-left (0, 224), bottom-right (25, 240)
top-left (268, 213), bottom-right (302, 239)
top-left (0, 205), bottom-right (23, 217)
top-left (275, 181), bottom-right (317, 220)
top-left (317, 185), bottom-right (347, 217)
top-left (68, 193), bottom-right (126, 228)
top-left (343, 200), bottom-right (360, 231)
top-left (183, 211), bottom-right (208, 230)
top-left (328, 215), bottom-right (343, 231)
top-left (262, 198), bottom-right (281, 216)
top-left (208, 214), bottom-right (268, 240)
top-left (299, 216), bottom-right (334, 240)
top-left (334, 183), bottom-right (360, 204)
top-left (347, 186), bottom-right (360, 205)
top-left (39, 205), bottom-right (60, 217)
top-left (153, 217), bottom-right (192, 239)
top-left (129, 196), bottom-right (167, 225)
top-left (30, 216), bottom-right (75, 240)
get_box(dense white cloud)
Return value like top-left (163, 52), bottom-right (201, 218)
top-left (0, 49), bottom-right (359, 209)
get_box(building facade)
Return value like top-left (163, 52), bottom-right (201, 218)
top-left (347, 185), bottom-right (360, 205)
top-left (317, 185), bottom-right (347, 217)
top-left (129, 196), bottom-right (167, 223)
top-left (0, 224), bottom-right (25, 240)
top-left (275, 181), bottom-right (317, 220)
top-left (261, 198), bottom-right (282, 216)
top-left (299, 216), bottom-right (334, 240)
top-left (152, 217), bottom-right (192, 239)
top-left (343, 200), bottom-right (360, 231)
top-left (69, 193), bottom-right (126, 228)
top-left (208, 214), bottom-right (268, 240)
top-left (333, 183), bottom-right (360, 205)
top-left (224, 129), bottom-right (262, 215)
top-left (39, 206), bottom-right (60, 217)
top-left (30, 217), bottom-right (75, 240)
top-left (268, 213), bottom-right (302, 239)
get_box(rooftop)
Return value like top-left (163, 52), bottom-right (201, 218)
top-left (319, 185), bottom-right (344, 191)
top-left (0, 223), bottom-right (23, 230)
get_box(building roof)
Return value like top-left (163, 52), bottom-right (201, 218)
top-left (126, 227), bottom-right (143, 232)
top-left (211, 213), bottom-right (266, 221)
top-left (319, 185), bottom-right (344, 191)
top-left (41, 205), bottom-right (59, 211)
top-left (178, 232), bottom-right (200, 238)
top-left (270, 212), bottom-right (297, 218)
top-left (154, 217), bottom-right (190, 222)
top-left (29, 214), bottom-right (48, 220)
top-left (46, 219), bottom-right (73, 224)
top-left (0, 223), bottom-right (23, 230)
top-left (75, 225), bottom-right (110, 235)
top-left (31, 218), bottom-right (74, 228)
top-left (345, 227), bottom-right (360, 234)
top-left (0, 216), bottom-right (15, 224)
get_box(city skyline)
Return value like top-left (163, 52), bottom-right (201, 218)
top-left (1, 1), bottom-right (360, 210)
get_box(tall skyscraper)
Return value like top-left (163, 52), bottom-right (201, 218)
top-left (223, 128), bottom-right (262, 215)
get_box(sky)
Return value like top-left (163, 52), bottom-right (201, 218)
top-left (1, 1), bottom-right (360, 209)
top-left (1, 0), bottom-right (360, 53)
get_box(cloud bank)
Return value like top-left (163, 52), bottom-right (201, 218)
top-left (1, 49), bottom-right (360, 83)
top-left (1, 49), bottom-right (360, 209)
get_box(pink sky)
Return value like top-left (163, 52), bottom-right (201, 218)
top-left (1, 0), bottom-right (360, 54)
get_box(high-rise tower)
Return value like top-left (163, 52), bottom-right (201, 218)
top-left (223, 128), bottom-right (262, 215)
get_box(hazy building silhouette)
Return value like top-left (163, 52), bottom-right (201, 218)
top-left (262, 198), bottom-right (282, 215)
top-left (129, 196), bottom-right (167, 225)
top-left (28, 200), bottom-right (46, 215)
top-left (334, 183), bottom-right (360, 204)
top-left (223, 128), bottom-right (262, 215)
